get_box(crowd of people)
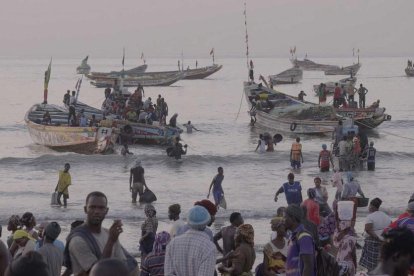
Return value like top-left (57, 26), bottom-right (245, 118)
top-left (1, 182), bottom-right (414, 276)
top-left (101, 84), bottom-right (170, 127)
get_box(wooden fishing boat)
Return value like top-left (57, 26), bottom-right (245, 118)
top-left (324, 63), bottom-right (361, 75)
top-left (269, 67), bottom-right (303, 85)
top-left (73, 102), bottom-right (182, 145)
top-left (335, 107), bottom-right (391, 129)
top-left (182, 64), bottom-right (223, 79)
top-left (313, 77), bottom-right (357, 95)
top-left (290, 58), bottom-right (340, 71)
top-left (25, 104), bottom-right (116, 154)
top-left (245, 82), bottom-right (339, 134)
top-left (76, 56), bottom-right (91, 74)
top-left (405, 67), bottom-right (414, 77)
top-left (88, 64), bottom-right (148, 78)
top-left (89, 71), bottom-right (185, 88)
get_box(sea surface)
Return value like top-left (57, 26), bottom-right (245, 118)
top-left (0, 56), bottom-right (413, 262)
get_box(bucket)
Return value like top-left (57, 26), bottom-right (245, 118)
top-left (337, 201), bottom-right (355, 220)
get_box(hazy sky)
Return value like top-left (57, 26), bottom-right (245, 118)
top-left (1, 0), bottom-right (413, 59)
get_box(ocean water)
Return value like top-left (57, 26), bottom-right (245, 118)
top-left (0, 56), bottom-right (413, 261)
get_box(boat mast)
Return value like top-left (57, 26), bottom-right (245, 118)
top-left (75, 76), bottom-right (83, 102)
top-left (244, 2), bottom-right (250, 81)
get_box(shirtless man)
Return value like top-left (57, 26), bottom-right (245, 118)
top-left (129, 162), bottom-right (148, 203)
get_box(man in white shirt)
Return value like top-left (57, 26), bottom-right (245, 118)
top-left (168, 204), bottom-right (185, 238)
top-left (183, 121), bottom-right (199, 134)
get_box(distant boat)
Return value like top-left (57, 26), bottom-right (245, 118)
top-left (313, 77), bottom-right (357, 95)
top-left (182, 64), bottom-right (223, 79)
top-left (269, 67), bottom-right (303, 85)
top-left (324, 63), bottom-right (361, 75)
top-left (291, 58), bottom-right (340, 71)
top-left (88, 64), bottom-right (148, 78)
top-left (25, 103), bottom-right (115, 154)
top-left (76, 56), bottom-right (91, 74)
top-left (405, 67), bottom-right (414, 77)
top-left (89, 71), bottom-right (185, 88)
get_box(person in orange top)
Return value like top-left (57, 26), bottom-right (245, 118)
top-left (318, 144), bottom-right (334, 172)
top-left (301, 188), bottom-right (320, 226)
top-left (290, 137), bottom-right (303, 170)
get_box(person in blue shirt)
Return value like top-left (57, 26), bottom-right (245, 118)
top-left (207, 167), bottom-right (225, 209)
top-left (274, 173), bottom-right (303, 205)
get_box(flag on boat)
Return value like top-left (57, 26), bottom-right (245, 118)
top-left (210, 48), bottom-right (214, 55)
top-left (43, 58), bottom-right (52, 104)
top-left (44, 58), bottom-right (52, 90)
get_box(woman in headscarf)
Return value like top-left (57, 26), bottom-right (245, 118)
top-left (333, 220), bottom-right (357, 276)
top-left (218, 224), bottom-right (256, 276)
top-left (139, 204), bottom-right (158, 262)
top-left (262, 217), bottom-right (287, 275)
top-left (359, 198), bottom-right (391, 272)
top-left (141, 231), bottom-right (171, 276)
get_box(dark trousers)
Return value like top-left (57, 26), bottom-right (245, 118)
top-left (68, 106), bottom-right (76, 125)
top-left (367, 162), bottom-right (375, 171)
top-left (57, 192), bottom-right (68, 206)
top-left (359, 97), bottom-right (365, 108)
top-left (348, 95), bottom-right (354, 102)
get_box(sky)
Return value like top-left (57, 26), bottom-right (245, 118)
top-left (0, 0), bottom-right (413, 59)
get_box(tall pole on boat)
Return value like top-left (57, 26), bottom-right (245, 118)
top-left (357, 48), bottom-right (360, 64)
top-left (181, 50), bottom-right (184, 71)
top-left (75, 75), bottom-right (83, 102)
top-left (244, 2), bottom-right (250, 81)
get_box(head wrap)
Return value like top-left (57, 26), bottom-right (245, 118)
top-left (270, 217), bottom-right (284, 229)
top-left (322, 144), bottom-right (327, 150)
top-left (307, 188), bottom-right (316, 199)
top-left (8, 215), bottom-right (21, 227)
top-left (187, 206), bottom-right (210, 230)
top-left (194, 199), bottom-right (217, 216)
top-left (44, 222), bottom-right (61, 240)
top-left (144, 204), bottom-right (156, 218)
top-left (409, 192), bottom-right (414, 203)
top-left (370, 198), bottom-right (382, 209)
top-left (286, 204), bottom-right (304, 222)
top-left (152, 231), bottom-right (171, 255)
top-left (168, 204), bottom-right (181, 215)
top-left (346, 172), bottom-right (353, 182)
top-left (13, 230), bottom-right (34, 241)
top-left (237, 224), bottom-right (254, 246)
top-left (407, 201), bottom-right (414, 212)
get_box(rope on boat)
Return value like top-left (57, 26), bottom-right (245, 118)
top-left (235, 88), bottom-right (245, 121)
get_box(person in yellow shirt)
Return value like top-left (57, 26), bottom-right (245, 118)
top-left (55, 163), bottom-right (71, 207)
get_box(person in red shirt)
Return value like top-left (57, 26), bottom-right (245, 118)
top-left (333, 83), bottom-right (342, 108)
top-left (301, 188), bottom-right (320, 225)
top-left (384, 193), bottom-right (414, 233)
top-left (318, 144), bottom-right (334, 172)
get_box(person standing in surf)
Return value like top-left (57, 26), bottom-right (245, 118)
top-left (207, 167), bottom-right (225, 209)
top-left (55, 163), bottom-right (71, 207)
top-left (129, 161), bottom-right (148, 203)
